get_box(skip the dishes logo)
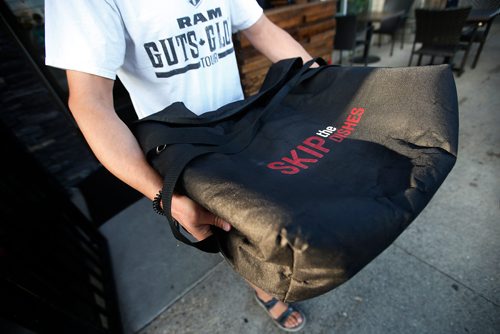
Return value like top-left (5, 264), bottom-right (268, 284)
top-left (267, 107), bottom-right (365, 175)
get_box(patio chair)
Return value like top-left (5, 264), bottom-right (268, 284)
top-left (459, 0), bottom-right (500, 69)
top-left (373, 0), bottom-right (415, 55)
top-left (466, 0), bottom-right (500, 8)
top-left (373, 14), bottom-right (401, 56)
top-left (333, 14), bottom-right (372, 66)
top-left (408, 7), bottom-right (472, 76)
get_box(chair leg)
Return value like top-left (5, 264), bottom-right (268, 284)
top-left (472, 41), bottom-right (485, 69)
top-left (430, 56), bottom-right (435, 65)
top-left (472, 20), bottom-right (493, 69)
top-left (417, 54), bottom-right (423, 66)
top-left (339, 50), bottom-right (343, 65)
top-left (408, 43), bottom-right (416, 66)
top-left (390, 34), bottom-right (395, 56)
top-left (400, 25), bottom-right (405, 50)
top-left (457, 45), bottom-right (472, 77)
top-left (458, 40), bottom-right (473, 76)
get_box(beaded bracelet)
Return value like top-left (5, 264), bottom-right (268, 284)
top-left (152, 190), bottom-right (165, 216)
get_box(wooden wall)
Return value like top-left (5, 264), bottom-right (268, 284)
top-left (234, 0), bottom-right (337, 96)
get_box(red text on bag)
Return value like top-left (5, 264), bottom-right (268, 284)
top-left (267, 107), bottom-right (365, 175)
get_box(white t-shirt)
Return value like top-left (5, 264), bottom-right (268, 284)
top-left (45, 0), bottom-right (263, 118)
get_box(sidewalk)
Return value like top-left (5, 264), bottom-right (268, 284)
top-left (101, 21), bottom-right (500, 334)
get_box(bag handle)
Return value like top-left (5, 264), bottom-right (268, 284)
top-left (158, 57), bottom-right (326, 253)
top-left (133, 57), bottom-right (326, 157)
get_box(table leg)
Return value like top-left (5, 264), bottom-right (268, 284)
top-left (353, 22), bottom-right (380, 65)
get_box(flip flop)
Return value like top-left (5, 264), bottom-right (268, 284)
top-left (254, 293), bottom-right (306, 332)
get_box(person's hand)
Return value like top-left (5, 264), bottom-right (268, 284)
top-left (171, 194), bottom-right (231, 241)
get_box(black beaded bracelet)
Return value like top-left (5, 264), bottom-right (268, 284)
top-left (152, 190), bottom-right (165, 216)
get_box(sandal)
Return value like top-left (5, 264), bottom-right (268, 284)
top-left (254, 293), bottom-right (306, 332)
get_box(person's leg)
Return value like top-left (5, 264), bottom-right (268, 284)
top-left (248, 281), bottom-right (304, 329)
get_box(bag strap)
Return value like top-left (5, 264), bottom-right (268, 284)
top-left (159, 57), bottom-right (326, 253)
top-left (258, 56), bottom-right (306, 92)
top-left (133, 57), bottom-right (324, 157)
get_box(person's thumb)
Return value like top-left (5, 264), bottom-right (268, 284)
top-left (212, 216), bottom-right (231, 232)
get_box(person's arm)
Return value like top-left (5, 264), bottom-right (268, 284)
top-left (66, 70), bottom-right (230, 240)
top-left (241, 14), bottom-right (314, 63)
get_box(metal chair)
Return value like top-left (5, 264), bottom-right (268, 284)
top-left (374, 0), bottom-right (415, 55)
top-left (373, 14), bottom-right (401, 56)
top-left (459, 0), bottom-right (500, 69)
top-left (333, 14), bottom-right (371, 66)
top-left (408, 7), bottom-right (472, 76)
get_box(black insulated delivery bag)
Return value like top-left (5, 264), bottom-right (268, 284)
top-left (132, 57), bottom-right (459, 302)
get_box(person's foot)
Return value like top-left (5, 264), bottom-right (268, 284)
top-left (254, 290), bottom-right (305, 331)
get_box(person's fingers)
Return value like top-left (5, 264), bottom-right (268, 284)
top-left (171, 194), bottom-right (231, 240)
top-left (191, 225), bottom-right (213, 241)
top-left (185, 211), bottom-right (231, 241)
top-left (211, 215), bottom-right (231, 232)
